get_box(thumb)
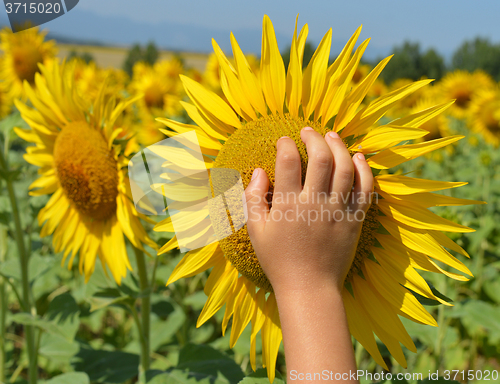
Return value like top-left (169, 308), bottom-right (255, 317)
top-left (244, 168), bottom-right (270, 236)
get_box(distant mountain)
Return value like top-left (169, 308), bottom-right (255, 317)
top-left (1, 8), bottom-right (391, 59)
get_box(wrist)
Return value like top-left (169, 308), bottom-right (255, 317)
top-left (273, 278), bottom-right (344, 308)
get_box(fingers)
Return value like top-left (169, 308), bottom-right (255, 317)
top-left (325, 131), bottom-right (354, 199)
top-left (244, 168), bottom-right (270, 236)
top-left (300, 127), bottom-right (334, 194)
top-left (274, 136), bottom-right (302, 195)
top-left (350, 153), bottom-right (374, 212)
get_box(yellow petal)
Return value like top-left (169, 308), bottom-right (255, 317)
top-left (180, 101), bottom-right (229, 141)
top-left (350, 125), bottom-right (428, 154)
top-left (212, 38), bottom-right (257, 121)
top-left (391, 100), bottom-right (455, 128)
top-left (363, 260), bottom-right (437, 326)
top-left (167, 243), bottom-right (221, 285)
top-left (374, 174), bottom-right (467, 195)
top-left (197, 261), bottom-right (238, 327)
top-left (180, 75), bottom-right (242, 129)
top-left (342, 79), bottom-right (433, 137)
top-left (335, 55), bottom-right (392, 131)
top-left (342, 289), bottom-right (388, 370)
top-left (261, 294), bottom-right (282, 383)
top-left (285, 16), bottom-right (303, 117)
top-left (230, 279), bottom-right (256, 348)
top-left (250, 288), bottom-right (267, 372)
top-left (378, 198), bottom-right (474, 233)
top-left (260, 15), bottom-right (286, 115)
top-left (158, 235), bottom-right (179, 255)
top-left (378, 217), bottom-right (473, 277)
top-left (352, 274), bottom-right (416, 353)
top-left (367, 136), bottom-right (464, 169)
top-left (372, 238), bottom-right (452, 306)
top-left (230, 34), bottom-right (267, 117)
top-left (301, 28), bottom-right (331, 118)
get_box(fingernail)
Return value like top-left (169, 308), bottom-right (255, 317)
top-left (251, 168), bottom-right (260, 180)
top-left (302, 127), bottom-right (314, 131)
top-left (357, 153), bottom-right (365, 161)
top-left (277, 136), bottom-right (289, 148)
top-left (327, 131), bottom-right (340, 139)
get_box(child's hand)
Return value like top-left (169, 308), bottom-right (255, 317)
top-left (244, 127), bottom-right (374, 296)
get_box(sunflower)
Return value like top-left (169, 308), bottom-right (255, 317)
top-left (129, 60), bottom-right (184, 117)
top-left (438, 70), bottom-right (495, 119)
top-left (411, 97), bottom-right (451, 141)
top-left (154, 16), bottom-right (480, 381)
top-left (0, 73), bottom-right (13, 118)
top-left (0, 26), bottom-right (57, 100)
top-left (72, 58), bottom-right (128, 102)
top-left (14, 61), bottom-right (157, 284)
top-left (468, 88), bottom-right (500, 146)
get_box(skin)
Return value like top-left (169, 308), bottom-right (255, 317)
top-left (244, 127), bottom-right (374, 383)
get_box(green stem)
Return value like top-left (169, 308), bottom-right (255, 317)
top-left (0, 145), bottom-right (37, 384)
top-left (1, 227), bottom-right (7, 383)
top-left (133, 247), bottom-right (151, 381)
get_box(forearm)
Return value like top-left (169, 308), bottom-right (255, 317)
top-left (274, 283), bottom-right (359, 383)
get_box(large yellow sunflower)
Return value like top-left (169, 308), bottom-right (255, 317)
top-left (0, 26), bottom-right (57, 100)
top-left (15, 61), bottom-right (157, 284)
top-left (154, 16), bottom-right (481, 381)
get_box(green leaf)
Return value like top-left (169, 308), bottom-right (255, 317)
top-left (150, 297), bottom-right (186, 351)
top-left (43, 372), bottom-right (90, 384)
top-left (483, 279), bottom-right (500, 304)
top-left (177, 343), bottom-right (245, 384)
top-left (88, 287), bottom-right (135, 312)
top-left (238, 369), bottom-right (284, 384)
top-left (47, 293), bottom-right (80, 322)
top-left (449, 301), bottom-right (500, 343)
top-left (89, 295), bottom-right (134, 312)
top-left (28, 253), bottom-right (55, 283)
top-left (73, 344), bottom-right (139, 383)
top-left (10, 313), bottom-right (71, 340)
top-left (0, 111), bottom-right (29, 146)
top-left (38, 333), bottom-right (79, 360)
top-left (146, 369), bottom-right (228, 384)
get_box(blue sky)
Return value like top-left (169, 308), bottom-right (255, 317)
top-left (2, 0), bottom-right (500, 60)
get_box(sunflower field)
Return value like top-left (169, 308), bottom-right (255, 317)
top-left (0, 16), bottom-right (499, 384)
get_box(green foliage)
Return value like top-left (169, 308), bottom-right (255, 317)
top-left (67, 50), bottom-right (95, 64)
top-left (378, 41), bottom-right (445, 84)
top-left (123, 41), bottom-right (159, 77)
top-left (452, 37), bottom-right (500, 81)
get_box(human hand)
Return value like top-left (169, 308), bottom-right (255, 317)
top-left (244, 127), bottom-right (374, 296)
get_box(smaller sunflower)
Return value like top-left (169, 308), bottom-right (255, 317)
top-left (438, 70), bottom-right (495, 119)
top-left (72, 58), bottom-right (128, 102)
top-left (0, 26), bottom-right (57, 100)
top-left (469, 88), bottom-right (500, 146)
top-left (129, 60), bottom-right (184, 117)
top-left (15, 61), bottom-right (157, 283)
